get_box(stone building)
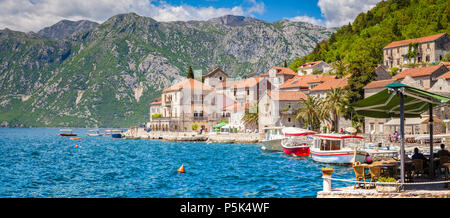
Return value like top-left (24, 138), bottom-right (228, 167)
top-left (383, 33), bottom-right (450, 69)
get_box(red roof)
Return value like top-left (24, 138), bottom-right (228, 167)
top-left (310, 78), bottom-right (348, 92)
top-left (224, 102), bottom-right (250, 111)
top-left (364, 79), bottom-right (397, 89)
top-left (298, 61), bottom-right (322, 69)
top-left (439, 71), bottom-right (450, 80)
top-left (150, 98), bottom-right (162, 105)
top-left (262, 66), bottom-right (297, 77)
top-left (279, 74), bottom-right (335, 89)
top-left (163, 79), bottom-right (213, 93)
top-left (267, 90), bottom-right (307, 101)
top-left (384, 33), bottom-right (447, 49)
top-left (392, 64), bottom-right (446, 80)
top-left (443, 62), bottom-right (450, 68)
top-left (217, 77), bottom-right (264, 89)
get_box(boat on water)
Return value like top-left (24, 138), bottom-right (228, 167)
top-left (59, 129), bottom-right (77, 137)
top-left (87, 129), bottom-right (103, 136)
top-left (281, 127), bottom-right (316, 157)
top-left (111, 130), bottom-right (124, 139)
top-left (310, 133), bottom-right (366, 164)
top-left (261, 127), bottom-right (284, 151)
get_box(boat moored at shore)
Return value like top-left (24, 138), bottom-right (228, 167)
top-left (261, 127), bottom-right (284, 152)
top-left (281, 127), bottom-right (316, 157)
top-left (310, 134), bottom-right (366, 164)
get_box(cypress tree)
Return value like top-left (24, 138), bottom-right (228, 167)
top-left (187, 65), bottom-right (194, 79)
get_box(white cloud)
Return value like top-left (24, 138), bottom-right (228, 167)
top-left (318, 0), bottom-right (381, 28)
top-left (287, 0), bottom-right (381, 28)
top-left (288, 15), bottom-right (325, 27)
top-left (0, 0), bottom-right (264, 32)
top-left (246, 0), bottom-right (266, 15)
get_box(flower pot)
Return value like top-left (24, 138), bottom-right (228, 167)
top-left (376, 183), bottom-right (400, 193)
top-left (322, 169), bottom-right (334, 176)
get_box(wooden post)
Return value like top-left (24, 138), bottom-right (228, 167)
top-left (429, 103), bottom-right (434, 178)
top-left (399, 92), bottom-right (405, 187)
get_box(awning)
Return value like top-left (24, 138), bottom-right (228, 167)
top-left (213, 121), bottom-right (228, 129)
top-left (351, 83), bottom-right (450, 118)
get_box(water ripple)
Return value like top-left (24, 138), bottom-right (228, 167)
top-left (0, 128), bottom-right (354, 198)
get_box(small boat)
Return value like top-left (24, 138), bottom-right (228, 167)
top-left (261, 127), bottom-right (285, 151)
top-left (104, 130), bottom-right (113, 135)
top-left (310, 133), bottom-right (366, 164)
top-left (69, 137), bottom-right (83, 140)
top-left (59, 129), bottom-right (77, 137)
top-left (281, 127), bottom-right (316, 157)
top-left (111, 130), bottom-right (123, 139)
top-left (87, 129), bottom-right (103, 136)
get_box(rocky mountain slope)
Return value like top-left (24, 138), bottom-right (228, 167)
top-left (0, 13), bottom-right (334, 128)
top-left (37, 20), bottom-right (99, 39)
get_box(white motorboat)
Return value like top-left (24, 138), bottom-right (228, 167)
top-left (310, 133), bottom-right (366, 164)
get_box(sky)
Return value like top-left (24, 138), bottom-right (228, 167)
top-left (0, 0), bottom-right (382, 32)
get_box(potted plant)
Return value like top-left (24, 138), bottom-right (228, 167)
top-left (321, 168), bottom-right (334, 176)
top-left (376, 177), bottom-right (399, 193)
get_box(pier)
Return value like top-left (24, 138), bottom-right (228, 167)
top-left (123, 127), bottom-right (264, 144)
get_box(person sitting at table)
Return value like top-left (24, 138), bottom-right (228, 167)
top-left (412, 148), bottom-right (427, 161)
top-left (437, 144), bottom-right (450, 157)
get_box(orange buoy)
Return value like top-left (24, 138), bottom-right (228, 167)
top-left (177, 164), bottom-right (185, 173)
top-left (75, 144), bottom-right (78, 148)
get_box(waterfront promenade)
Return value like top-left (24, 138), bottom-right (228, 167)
top-left (124, 127), bottom-right (264, 144)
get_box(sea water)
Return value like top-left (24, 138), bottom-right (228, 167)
top-left (0, 128), bottom-right (354, 198)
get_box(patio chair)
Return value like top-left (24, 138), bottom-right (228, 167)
top-left (412, 159), bottom-right (424, 178)
top-left (353, 165), bottom-right (369, 189)
top-left (437, 156), bottom-right (449, 177)
top-left (368, 166), bottom-right (381, 189)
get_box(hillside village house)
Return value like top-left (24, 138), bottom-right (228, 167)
top-left (383, 33), bottom-right (450, 69)
top-left (261, 66), bottom-right (297, 89)
top-left (258, 90), bottom-right (307, 131)
top-left (278, 74), bottom-right (336, 92)
top-left (297, 61), bottom-right (332, 75)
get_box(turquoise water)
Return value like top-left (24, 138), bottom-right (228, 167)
top-left (0, 128), bottom-right (354, 198)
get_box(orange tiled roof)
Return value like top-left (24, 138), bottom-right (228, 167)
top-left (364, 79), bottom-right (397, 89)
top-left (150, 98), bottom-right (162, 105)
top-left (384, 33), bottom-right (447, 49)
top-left (279, 74), bottom-right (335, 89)
top-left (261, 66), bottom-right (297, 77)
top-left (267, 90), bottom-right (307, 101)
top-left (392, 64), bottom-right (446, 80)
top-left (298, 61), bottom-right (322, 69)
top-left (163, 79), bottom-right (213, 93)
top-left (439, 71), bottom-right (450, 80)
top-left (443, 62), bottom-right (450, 68)
top-left (217, 77), bottom-right (263, 89)
top-left (310, 78), bottom-right (348, 92)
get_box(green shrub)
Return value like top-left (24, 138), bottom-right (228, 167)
top-left (152, 114), bottom-right (162, 118)
top-left (192, 123), bottom-right (199, 130)
top-left (378, 177), bottom-right (396, 183)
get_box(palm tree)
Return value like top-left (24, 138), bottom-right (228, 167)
top-left (323, 88), bottom-right (349, 132)
top-left (296, 95), bottom-right (325, 131)
top-left (241, 104), bottom-right (259, 130)
top-left (331, 60), bottom-right (347, 78)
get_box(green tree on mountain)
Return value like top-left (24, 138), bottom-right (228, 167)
top-left (187, 65), bottom-right (194, 79)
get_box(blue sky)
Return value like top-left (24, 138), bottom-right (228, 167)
top-left (0, 0), bottom-right (381, 32)
top-left (152, 0), bottom-right (323, 22)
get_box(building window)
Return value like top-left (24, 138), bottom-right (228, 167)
top-left (288, 118), bottom-right (291, 123)
top-left (370, 123), bottom-right (375, 132)
top-left (426, 55), bottom-right (430, 62)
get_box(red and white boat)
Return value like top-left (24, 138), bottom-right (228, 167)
top-left (281, 127), bottom-right (316, 157)
top-left (310, 133), bottom-right (366, 164)
top-left (59, 129), bottom-right (77, 137)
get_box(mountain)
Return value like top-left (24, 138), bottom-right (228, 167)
top-left (37, 20), bottom-right (99, 39)
top-left (0, 13), bottom-right (334, 128)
